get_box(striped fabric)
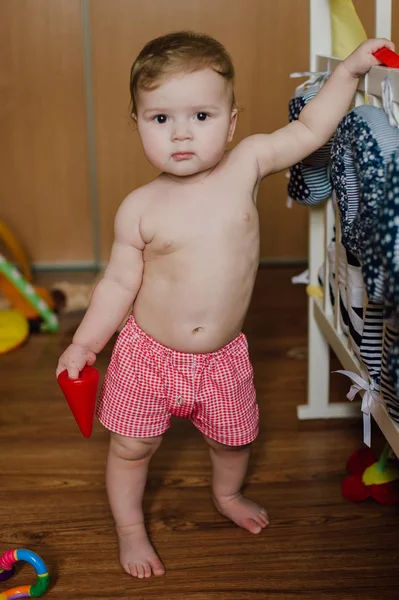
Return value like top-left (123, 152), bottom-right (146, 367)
top-left (317, 234), bottom-right (350, 336)
top-left (381, 321), bottom-right (399, 423)
top-left (317, 239), bottom-right (336, 309)
top-left (337, 240), bottom-right (350, 335)
top-left (346, 249), bottom-right (364, 359)
top-left (359, 301), bottom-right (384, 385)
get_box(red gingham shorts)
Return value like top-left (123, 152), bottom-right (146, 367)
top-left (96, 315), bottom-right (258, 446)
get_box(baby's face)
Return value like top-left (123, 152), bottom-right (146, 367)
top-left (135, 68), bottom-right (237, 180)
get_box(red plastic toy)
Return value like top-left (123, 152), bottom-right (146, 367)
top-left (57, 366), bottom-right (100, 438)
top-left (373, 47), bottom-right (399, 68)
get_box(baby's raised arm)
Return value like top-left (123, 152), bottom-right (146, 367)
top-left (56, 193), bottom-right (145, 379)
top-left (239, 38), bottom-right (395, 180)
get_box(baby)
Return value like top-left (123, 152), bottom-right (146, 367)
top-left (57, 32), bottom-right (394, 579)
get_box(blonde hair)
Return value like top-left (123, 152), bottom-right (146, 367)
top-left (130, 31), bottom-right (236, 116)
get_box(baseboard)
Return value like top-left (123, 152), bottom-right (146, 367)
top-left (32, 258), bottom-right (307, 272)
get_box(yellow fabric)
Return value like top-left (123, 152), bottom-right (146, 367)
top-left (362, 463), bottom-right (399, 486)
top-left (329, 0), bottom-right (367, 59)
top-left (0, 310), bottom-right (29, 354)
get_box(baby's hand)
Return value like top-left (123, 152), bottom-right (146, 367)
top-left (56, 343), bottom-right (96, 380)
top-left (343, 38), bottom-right (396, 78)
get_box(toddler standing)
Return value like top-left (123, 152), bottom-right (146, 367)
top-left (57, 31), bottom-right (394, 579)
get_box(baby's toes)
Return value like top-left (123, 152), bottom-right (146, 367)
top-left (136, 563), bottom-right (146, 579)
top-left (244, 518), bottom-right (262, 534)
top-left (128, 563), bottom-right (138, 577)
top-left (151, 558), bottom-right (166, 576)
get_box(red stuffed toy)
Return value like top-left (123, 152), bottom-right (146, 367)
top-left (342, 445), bottom-right (399, 505)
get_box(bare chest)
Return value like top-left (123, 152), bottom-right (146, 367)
top-left (141, 188), bottom-right (258, 258)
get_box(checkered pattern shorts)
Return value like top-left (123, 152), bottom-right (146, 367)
top-left (96, 316), bottom-right (258, 446)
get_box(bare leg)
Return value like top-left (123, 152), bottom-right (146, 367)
top-left (205, 436), bottom-right (269, 534)
top-left (106, 432), bottom-right (165, 578)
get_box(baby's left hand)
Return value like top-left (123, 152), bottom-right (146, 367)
top-left (343, 38), bottom-right (396, 78)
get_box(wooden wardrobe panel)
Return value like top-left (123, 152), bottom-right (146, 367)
top-left (90, 0), bottom-right (310, 261)
top-left (0, 0), bottom-right (92, 263)
top-left (392, 2), bottom-right (399, 46)
top-left (353, 0), bottom-right (375, 39)
top-left (243, 0), bottom-right (310, 260)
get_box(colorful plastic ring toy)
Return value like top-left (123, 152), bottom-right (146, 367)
top-left (0, 549), bottom-right (50, 598)
top-left (0, 567), bottom-right (15, 583)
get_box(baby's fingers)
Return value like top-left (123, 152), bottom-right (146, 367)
top-left (86, 352), bottom-right (97, 367)
top-left (56, 363), bottom-right (66, 378)
top-left (374, 38), bottom-right (395, 52)
top-left (66, 365), bottom-right (80, 380)
top-left (56, 362), bottom-right (80, 380)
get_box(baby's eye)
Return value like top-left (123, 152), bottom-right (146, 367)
top-left (195, 112), bottom-right (209, 121)
top-left (153, 114), bottom-right (168, 124)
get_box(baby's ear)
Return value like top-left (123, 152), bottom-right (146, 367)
top-left (228, 108), bottom-right (238, 142)
top-left (131, 112), bottom-right (137, 121)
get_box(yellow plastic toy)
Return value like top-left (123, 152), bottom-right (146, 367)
top-left (0, 310), bottom-right (29, 354)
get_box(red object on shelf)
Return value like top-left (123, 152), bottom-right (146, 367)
top-left (58, 366), bottom-right (100, 438)
top-left (373, 47), bottom-right (399, 68)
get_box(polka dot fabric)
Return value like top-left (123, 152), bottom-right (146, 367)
top-left (97, 316), bottom-right (259, 446)
top-left (332, 105), bottom-right (399, 267)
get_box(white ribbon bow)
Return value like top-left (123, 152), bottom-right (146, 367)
top-left (289, 71), bottom-right (330, 94)
top-left (381, 76), bottom-right (399, 129)
top-left (335, 370), bottom-right (381, 447)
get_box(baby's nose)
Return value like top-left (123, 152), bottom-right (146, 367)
top-left (172, 123), bottom-right (193, 141)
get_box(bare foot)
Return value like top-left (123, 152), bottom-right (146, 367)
top-left (213, 493), bottom-right (269, 534)
top-left (117, 522), bottom-right (165, 578)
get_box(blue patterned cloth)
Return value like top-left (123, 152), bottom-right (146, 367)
top-left (332, 106), bottom-right (399, 299)
top-left (331, 105), bottom-right (399, 388)
top-left (288, 88), bottom-right (333, 205)
top-left (331, 105), bottom-right (399, 261)
top-left (376, 149), bottom-right (399, 310)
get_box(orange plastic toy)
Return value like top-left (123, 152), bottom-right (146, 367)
top-left (57, 366), bottom-right (100, 438)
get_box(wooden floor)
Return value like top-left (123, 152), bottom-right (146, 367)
top-left (1, 267), bottom-right (399, 600)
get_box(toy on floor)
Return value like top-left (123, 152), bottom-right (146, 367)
top-left (0, 218), bottom-right (32, 281)
top-left (0, 548), bottom-right (50, 598)
top-left (0, 254), bottom-right (58, 333)
top-left (342, 444), bottom-right (399, 505)
top-left (0, 219), bottom-right (60, 335)
top-left (0, 311), bottom-right (29, 355)
top-left (58, 366), bottom-right (100, 438)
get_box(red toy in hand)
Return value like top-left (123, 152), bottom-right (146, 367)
top-left (373, 47), bottom-right (399, 68)
top-left (58, 366), bottom-right (100, 438)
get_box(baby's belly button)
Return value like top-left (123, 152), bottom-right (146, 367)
top-left (192, 326), bottom-right (204, 334)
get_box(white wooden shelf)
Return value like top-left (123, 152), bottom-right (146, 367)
top-left (299, 1), bottom-right (399, 458)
